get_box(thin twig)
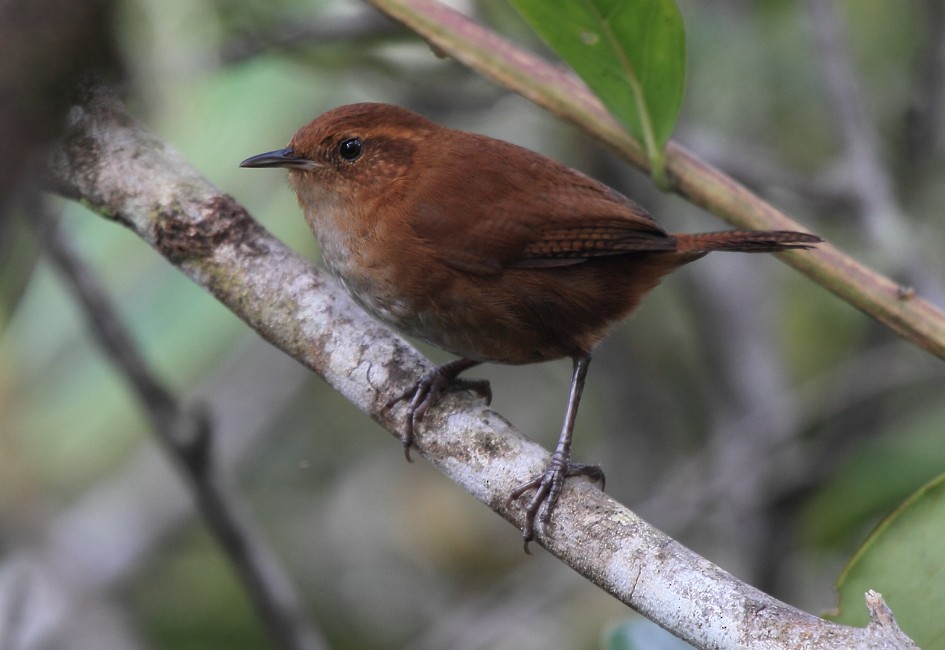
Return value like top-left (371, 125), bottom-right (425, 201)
top-left (30, 203), bottom-right (326, 650)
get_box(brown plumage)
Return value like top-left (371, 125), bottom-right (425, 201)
top-left (241, 103), bottom-right (821, 548)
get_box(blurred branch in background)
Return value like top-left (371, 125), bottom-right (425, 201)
top-left (0, 0), bottom-right (120, 334)
top-left (681, 252), bottom-right (801, 580)
top-left (639, 340), bottom-right (942, 526)
top-left (0, 0), bottom-right (119, 210)
top-left (220, 9), bottom-right (404, 66)
top-left (903, 0), bottom-right (945, 173)
top-left (0, 337), bottom-right (314, 648)
top-left (676, 126), bottom-right (854, 208)
top-left (805, 0), bottom-right (939, 301)
top-left (408, 558), bottom-right (580, 650)
top-left (23, 203), bottom-right (325, 650)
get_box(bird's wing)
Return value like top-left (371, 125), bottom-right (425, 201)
top-left (406, 135), bottom-right (675, 276)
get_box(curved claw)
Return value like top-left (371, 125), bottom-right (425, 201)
top-left (384, 359), bottom-right (488, 460)
top-left (508, 460), bottom-right (605, 552)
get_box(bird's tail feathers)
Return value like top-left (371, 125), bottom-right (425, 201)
top-left (673, 230), bottom-right (822, 254)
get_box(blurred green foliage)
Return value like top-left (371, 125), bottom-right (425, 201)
top-left (512, 0), bottom-right (686, 182)
top-left (2, 0), bottom-right (945, 648)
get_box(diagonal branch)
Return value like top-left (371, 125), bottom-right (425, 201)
top-left (31, 203), bottom-right (326, 650)
top-left (365, 0), bottom-right (945, 362)
top-left (45, 84), bottom-right (915, 650)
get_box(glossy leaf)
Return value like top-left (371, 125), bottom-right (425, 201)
top-left (511, 0), bottom-right (686, 184)
top-left (830, 472), bottom-right (945, 646)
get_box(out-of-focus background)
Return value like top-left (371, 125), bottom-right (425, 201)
top-left (2, 0), bottom-right (944, 648)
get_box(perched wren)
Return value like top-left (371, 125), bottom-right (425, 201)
top-left (241, 103), bottom-right (820, 548)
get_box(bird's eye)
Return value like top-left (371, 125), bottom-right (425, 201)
top-left (338, 137), bottom-right (363, 161)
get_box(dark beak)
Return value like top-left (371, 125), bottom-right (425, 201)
top-left (239, 147), bottom-right (319, 170)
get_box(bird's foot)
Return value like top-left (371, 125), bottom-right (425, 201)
top-left (386, 359), bottom-right (491, 460)
top-left (508, 455), bottom-right (605, 552)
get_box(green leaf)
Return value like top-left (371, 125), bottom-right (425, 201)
top-left (829, 471), bottom-right (945, 646)
top-left (511, 0), bottom-right (686, 186)
top-left (798, 399), bottom-right (945, 548)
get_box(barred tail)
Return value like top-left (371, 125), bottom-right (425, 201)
top-left (673, 230), bottom-right (822, 254)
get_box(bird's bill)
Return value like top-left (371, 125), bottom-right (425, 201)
top-left (239, 148), bottom-right (320, 170)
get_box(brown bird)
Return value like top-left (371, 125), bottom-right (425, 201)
top-left (241, 103), bottom-right (820, 548)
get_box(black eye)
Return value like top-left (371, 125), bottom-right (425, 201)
top-left (338, 137), bottom-right (362, 161)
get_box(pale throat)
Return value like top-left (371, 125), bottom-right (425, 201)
top-left (292, 172), bottom-right (414, 327)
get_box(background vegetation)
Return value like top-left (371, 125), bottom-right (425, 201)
top-left (2, 0), bottom-right (943, 648)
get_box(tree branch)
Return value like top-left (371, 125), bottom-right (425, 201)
top-left (364, 0), bottom-right (945, 362)
top-left (0, 341), bottom-right (312, 649)
top-left (30, 204), bottom-right (326, 650)
top-left (46, 83), bottom-right (916, 649)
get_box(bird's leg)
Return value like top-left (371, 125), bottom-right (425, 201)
top-left (508, 354), bottom-right (604, 551)
top-left (386, 357), bottom-right (491, 460)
